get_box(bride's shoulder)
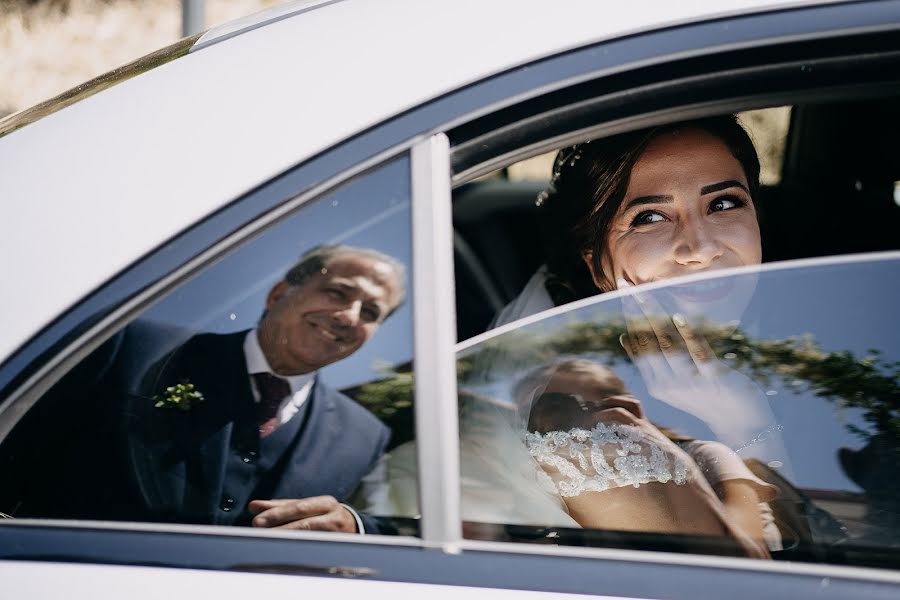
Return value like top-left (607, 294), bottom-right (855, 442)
top-left (491, 265), bottom-right (554, 328)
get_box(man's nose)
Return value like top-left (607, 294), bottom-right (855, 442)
top-left (331, 300), bottom-right (362, 327)
top-left (673, 219), bottom-right (723, 267)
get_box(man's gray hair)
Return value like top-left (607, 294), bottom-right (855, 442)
top-left (284, 244), bottom-right (407, 313)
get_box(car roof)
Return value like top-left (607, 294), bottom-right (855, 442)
top-left (0, 0), bottom-right (826, 365)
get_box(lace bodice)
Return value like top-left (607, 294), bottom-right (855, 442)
top-left (524, 422), bottom-right (689, 497)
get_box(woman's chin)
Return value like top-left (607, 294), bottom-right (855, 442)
top-left (662, 272), bottom-right (758, 328)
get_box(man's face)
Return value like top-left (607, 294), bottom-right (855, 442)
top-left (257, 253), bottom-right (402, 375)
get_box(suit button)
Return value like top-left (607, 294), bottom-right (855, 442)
top-left (220, 497), bottom-right (235, 512)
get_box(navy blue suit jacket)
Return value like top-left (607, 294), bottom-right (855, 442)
top-left (124, 331), bottom-right (390, 531)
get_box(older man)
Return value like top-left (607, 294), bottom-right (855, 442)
top-left (126, 244), bottom-right (405, 533)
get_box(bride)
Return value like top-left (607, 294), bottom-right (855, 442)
top-left (373, 115), bottom-right (784, 557)
top-left (472, 115), bottom-right (785, 554)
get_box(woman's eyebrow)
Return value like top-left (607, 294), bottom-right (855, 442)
top-left (622, 194), bottom-right (672, 212)
top-left (700, 180), bottom-right (749, 195)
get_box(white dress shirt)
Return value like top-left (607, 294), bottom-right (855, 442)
top-left (241, 329), bottom-right (367, 533)
top-left (243, 329), bottom-right (315, 424)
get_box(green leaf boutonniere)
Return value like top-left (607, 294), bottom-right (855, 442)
top-left (154, 381), bottom-right (205, 411)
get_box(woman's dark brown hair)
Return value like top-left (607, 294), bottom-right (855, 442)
top-left (538, 115), bottom-right (760, 304)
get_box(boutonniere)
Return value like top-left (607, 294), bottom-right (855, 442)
top-left (154, 381), bottom-right (205, 411)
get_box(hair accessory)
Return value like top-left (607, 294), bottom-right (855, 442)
top-left (552, 142), bottom-right (589, 180)
top-left (537, 141), bottom-right (592, 207)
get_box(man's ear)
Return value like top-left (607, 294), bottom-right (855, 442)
top-left (265, 280), bottom-right (292, 311)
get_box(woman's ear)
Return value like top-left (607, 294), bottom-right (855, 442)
top-left (581, 249), bottom-right (612, 292)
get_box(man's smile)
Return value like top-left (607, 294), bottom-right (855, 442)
top-left (308, 319), bottom-right (346, 344)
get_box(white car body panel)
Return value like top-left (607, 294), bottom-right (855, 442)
top-left (0, 0), bottom-right (825, 364)
top-left (0, 560), bottom-right (614, 600)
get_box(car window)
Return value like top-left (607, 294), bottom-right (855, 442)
top-left (452, 255), bottom-right (900, 569)
top-left (446, 91), bottom-right (900, 568)
top-left (0, 156), bottom-right (418, 536)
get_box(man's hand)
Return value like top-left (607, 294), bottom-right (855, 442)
top-left (248, 495), bottom-right (358, 532)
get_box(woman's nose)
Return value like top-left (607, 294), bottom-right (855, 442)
top-left (673, 220), bottom-right (724, 267)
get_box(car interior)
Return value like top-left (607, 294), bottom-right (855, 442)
top-left (451, 97), bottom-right (900, 343)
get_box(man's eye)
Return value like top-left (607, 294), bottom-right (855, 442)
top-left (327, 289), bottom-right (345, 299)
top-left (630, 210), bottom-right (666, 227)
top-left (362, 307), bottom-right (380, 322)
top-left (709, 195), bottom-right (744, 212)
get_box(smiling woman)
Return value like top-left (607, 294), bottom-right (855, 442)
top-left (538, 114), bottom-right (762, 301)
top-left (597, 128), bottom-right (762, 291)
top-left (447, 88), bottom-right (900, 567)
top-left (456, 115), bottom-right (778, 558)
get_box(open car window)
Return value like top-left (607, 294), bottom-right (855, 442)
top-left (451, 254), bottom-right (900, 569)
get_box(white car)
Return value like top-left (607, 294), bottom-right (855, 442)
top-left (1, 0), bottom-right (899, 597)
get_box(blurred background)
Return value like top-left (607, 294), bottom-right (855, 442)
top-left (1, 0), bottom-right (284, 118)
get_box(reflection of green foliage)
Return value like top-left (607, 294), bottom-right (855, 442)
top-left (350, 320), bottom-right (899, 446)
top-left (344, 364), bottom-right (415, 449)
top-left (353, 370), bottom-right (414, 418)
top-left (728, 337), bottom-right (900, 442)
top-left (456, 321), bottom-right (632, 381)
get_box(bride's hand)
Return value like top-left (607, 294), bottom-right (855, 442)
top-left (617, 280), bottom-right (776, 449)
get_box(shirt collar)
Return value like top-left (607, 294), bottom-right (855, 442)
top-left (244, 329), bottom-right (316, 394)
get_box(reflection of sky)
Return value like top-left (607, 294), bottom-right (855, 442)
top-left (462, 256), bottom-right (900, 494)
top-left (141, 157), bottom-right (414, 390)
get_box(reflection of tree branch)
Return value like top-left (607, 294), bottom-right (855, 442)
top-left (349, 319), bottom-right (899, 445)
top-left (456, 319), bottom-right (899, 443)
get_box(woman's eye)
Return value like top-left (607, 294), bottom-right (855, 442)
top-left (709, 195), bottom-right (744, 212)
top-left (630, 210), bottom-right (666, 227)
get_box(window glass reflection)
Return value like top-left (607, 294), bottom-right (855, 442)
top-left (0, 157), bottom-right (418, 537)
top-left (456, 255), bottom-right (900, 567)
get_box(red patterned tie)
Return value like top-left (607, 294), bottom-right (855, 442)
top-left (252, 372), bottom-right (291, 438)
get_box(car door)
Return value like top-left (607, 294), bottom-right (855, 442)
top-left (2, 0), bottom-right (899, 598)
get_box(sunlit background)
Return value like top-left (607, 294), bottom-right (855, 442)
top-left (1, 0), bottom-right (284, 117)
top-left (2, 0), bottom-right (790, 185)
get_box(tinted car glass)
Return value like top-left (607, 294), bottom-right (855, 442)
top-left (0, 157), bottom-right (418, 535)
top-left (452, 255), bottom-right (899, 569)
